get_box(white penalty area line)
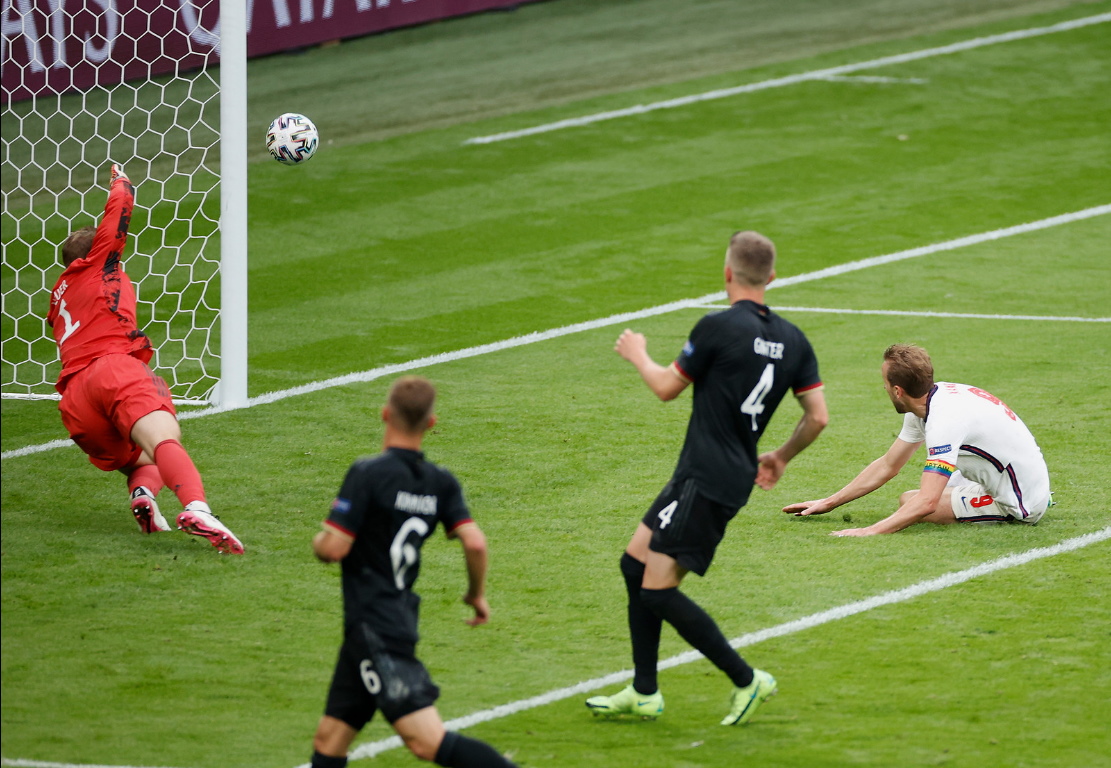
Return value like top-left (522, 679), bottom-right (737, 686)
top-left (2, 203), bottom-right (1108, 462)
top-left (815, 75), bottom-right (928, 85)
top-left (338, 526), bottom-right (1111, 763)
top-left (463, 12), bottom-right (1111, 145)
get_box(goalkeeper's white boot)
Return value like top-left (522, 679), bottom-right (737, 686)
top-left (586, 685), bottom-right (664, 719)
top-left (130, 486), bottom-right (170, 533)
top-left (177, 502), bottom-right (244, 555)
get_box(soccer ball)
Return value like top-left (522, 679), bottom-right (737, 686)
top-left (266, 113), bottom-right (319, 165)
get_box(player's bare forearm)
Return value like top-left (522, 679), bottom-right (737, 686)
top-left (786, 438), bottom-right (915, 516)
top-left (831, 472), bottom-right (944, 535)
top-left (770, 392), bottom-right (829, 464)
top-left (640, 362), bottom-right (687, 401)
top-left (455, 523), bottom-right (490, 625)
top-left (758, 392), bottom-right (827, 491)
top-left (463, 544), bottom-right (487, 600)
top-left (615, 329), bottom-right (687, 401)
top-left (834, 457), bottom-right (899, 504)
top-left (831, 499), bottom-right (930, 536)
top-left (783, 460), bottom-right (894, 514)
top-left (783, 461), bottom-right (886, 516)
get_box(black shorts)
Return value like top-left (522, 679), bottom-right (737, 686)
top-left (323, 633), bottom-right (440, 728)
top-left (641, 477), bottom-right (737, 577)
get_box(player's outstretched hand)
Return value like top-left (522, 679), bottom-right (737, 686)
top-left (463, 594), bottom-right (490, 627)
top-left (782, 498), bottom-right (834, 516)
top-left (110, 163), bottom-right (129, 184)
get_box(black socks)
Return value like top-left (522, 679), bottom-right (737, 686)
top-left (621, 552), bottom-right (663, 694)
top-left (435, 731), bottom-right (517, 767)
top-left (640, 585), bottom-right (754, 688)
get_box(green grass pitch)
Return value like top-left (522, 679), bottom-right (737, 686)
top-left (2, 1), bottom-right (1110, 767)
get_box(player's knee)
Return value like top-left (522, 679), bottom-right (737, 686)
top-left (899, 490), bottom-right (918, 507)
top-left (311, 718), bottom-right (348, 755)
top-left (313, 714), bottom-right (361, 759)
top-left (131, 409), bottom-right (182, 452)
top-left (402, 733), bottom-right (441, 762)
top-left (310, 732), bottom-right (331, 755)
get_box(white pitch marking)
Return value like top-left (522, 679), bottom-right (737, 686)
top-left (333, 526), bottom-right (1111, 763)
top-left (0, 393), bottom-right (215, 406)
top-left (691, 305), bottom-right (1111, 323)
top-left (0, 760), bottom-right (182, 768)
top-left (3, 203), bottom-right (1108, 462)
top-left (815, 74), bottom-right (929, 84)
top-left (5, 529), bottom-right (1108, 768)
top-left (463, 13), bottom-right (1111, 145)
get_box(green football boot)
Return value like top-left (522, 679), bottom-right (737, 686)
top-left (720, 668), bottom-right (777, 725)
top-left (586, 685), bottom-right (664, 719)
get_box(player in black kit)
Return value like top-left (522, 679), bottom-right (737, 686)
top-left (586, 231), bottom-right (828, 725)
top-left (309, 376), bottom-right (518, 768)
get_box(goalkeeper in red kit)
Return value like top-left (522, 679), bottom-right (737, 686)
top-left (46, 163), bottom-right (243, 554)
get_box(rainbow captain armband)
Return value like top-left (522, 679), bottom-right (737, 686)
top-left (924, 459), bottom-right (956, 478)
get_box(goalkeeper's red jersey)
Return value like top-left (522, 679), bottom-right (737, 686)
top-left (46, 177), bottom-right (152, 394)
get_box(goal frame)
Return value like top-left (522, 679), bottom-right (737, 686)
top-left (1, 0), bottom-right (248, 409)
top-left (218, 0), bottom-right (247, 409)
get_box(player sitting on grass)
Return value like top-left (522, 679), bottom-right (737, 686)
top-left (46, 163), bottom-right (243, 554)
top-left (784, 343), bottom-right (1052, 535)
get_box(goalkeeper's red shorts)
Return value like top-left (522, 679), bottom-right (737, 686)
top-left (59, 353), bottom-right (177, 472)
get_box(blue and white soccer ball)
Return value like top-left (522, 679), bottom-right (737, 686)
top-left (266, 113), bottom-right (319, 165)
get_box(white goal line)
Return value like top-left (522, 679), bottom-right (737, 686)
top-left (463, 12), bottom-right (1111, 145)
top-left (2, 203), bottom-right (1108, 462)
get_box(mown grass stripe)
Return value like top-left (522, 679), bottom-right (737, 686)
top-left (464, 12), bottom-right (1111, 145)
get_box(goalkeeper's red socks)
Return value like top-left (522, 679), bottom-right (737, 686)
top-left (126, 463), bottom-right (164, 497)
top-left (153, 439), bottom-right (206, 508)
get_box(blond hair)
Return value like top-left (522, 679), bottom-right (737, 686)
top-left (726, 231), bottom-right (776, 287)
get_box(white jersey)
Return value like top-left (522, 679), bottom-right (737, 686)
top-left (898, 382), bottom-right (1051, 520)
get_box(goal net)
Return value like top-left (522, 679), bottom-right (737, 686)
top-left (2, 0), bottom-right (229, 405)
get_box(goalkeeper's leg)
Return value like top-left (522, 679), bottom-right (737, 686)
top-left (131, 410), bottom-right (244, 554)
top-left (125, 463), bottom-right (169, 533)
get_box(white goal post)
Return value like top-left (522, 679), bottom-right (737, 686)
top-left (1, 0), bottom-right (247, 408)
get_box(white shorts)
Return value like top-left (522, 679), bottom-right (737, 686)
top-left (948, 481), bottom-right (1045, 525)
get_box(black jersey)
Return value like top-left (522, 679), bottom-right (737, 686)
top-left (671, 300), bottom-right (822, 508)
top-left (326, 447), bottom-right (473, 653)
